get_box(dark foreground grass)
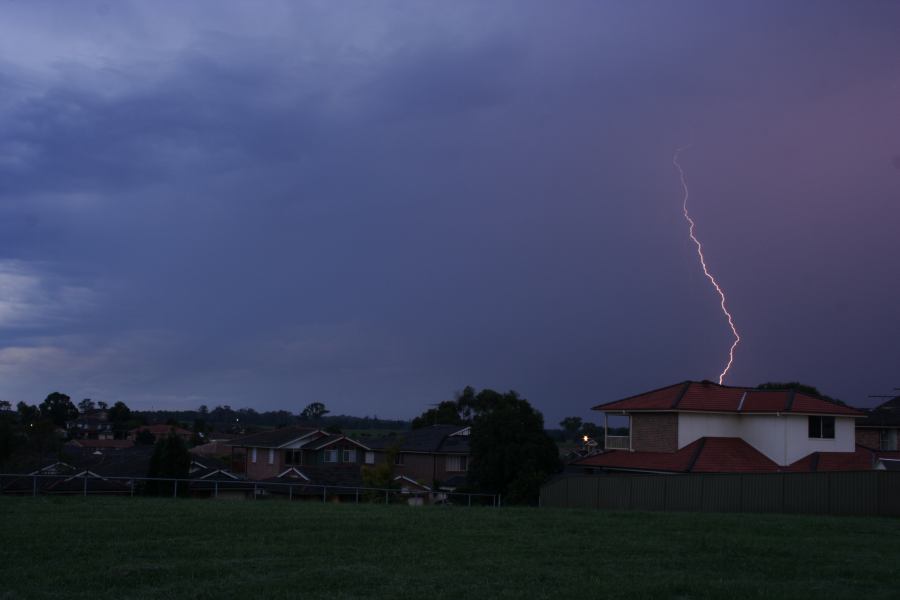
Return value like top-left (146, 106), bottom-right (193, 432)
top-left (1, 498), bottom-right (898, 600)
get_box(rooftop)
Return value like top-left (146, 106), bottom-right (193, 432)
top-left (593, 381), bottom-right (863, 417)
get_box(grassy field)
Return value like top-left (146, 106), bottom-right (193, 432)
top-left (1, 498), bottom-right (899, 600)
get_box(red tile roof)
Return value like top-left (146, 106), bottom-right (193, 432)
top-left (593, 381), bottom-right (862, 416)
top-left (130, 424), bottom-right (192, 436)
top-left (785, 445), bottom-right (876, 472)
top-left (68, 439), bottom-right (135, 449)
top-left (573, 437), bottom-right (779, 474)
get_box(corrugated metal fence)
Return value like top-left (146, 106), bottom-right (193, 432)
top-left (540, 471), bottom-right (900, 517)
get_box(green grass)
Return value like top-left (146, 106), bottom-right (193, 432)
top-left (1, 498), bottom-right (898, 600)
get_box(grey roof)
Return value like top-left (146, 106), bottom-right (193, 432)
top-left (367, 424), bottom-right (470, 454)
top-left (859, 397), bottom-right (900, 427)
top-left (227, 427), bottom-right (320, 448)
top-left (264, 465), bottom-right (364, 491)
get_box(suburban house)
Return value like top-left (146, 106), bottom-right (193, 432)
top-left (66, 413), bottom-right (114, 440)
top-left (367, 424), bottom-right (471, 490)
top-left (228, 427), bottom-right (373, 481)
top-left (856, 395), bottom-right (900, 451)
top-left (573, 380), bottom-right (876, 474)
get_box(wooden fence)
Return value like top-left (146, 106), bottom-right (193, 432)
top-left (540, 471), bottom-right (900, 517)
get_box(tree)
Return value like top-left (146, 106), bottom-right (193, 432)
top-left (581, 421), bottom-right (600, 440)
top-left (108, 401), bottom-right (132, 425)
top-left (300, 402), bottom-right (329, 421)
top-left (411, 400), bottom-right (468, 429)
top-left (0, 400), bottom-right (12, 412)
top-left (466, 388), bottom-right (561, 505)
top-left (147, 432), bottom-right (191, 496)
top-left (559, 416), bottom-right (583, 440)
top-left (97, 400), bottom-right (108, 411)
top-left (39, 392), bottom-right (78, 427)
top-left (78, 398), bottom-right (96, 414)
top-left (135, 429), bottom-right (156, 445)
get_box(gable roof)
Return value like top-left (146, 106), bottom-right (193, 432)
top-left (367, 425), bottom-right (470, 454)
top-left (858, 396), bottom-right (900, 427)
top-left (227, 427), bottom-right (320, 448)
top-left (300, 434), bottom-right (371, 451)
top-left (593, 381), bottom-right (862, 416)
top-left (573, 437), bottom-right (780, 473)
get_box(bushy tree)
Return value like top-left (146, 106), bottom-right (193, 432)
top-left (147, 432), bottom-right (191, 496)
top-left (300, 402), bottom-right (329, 421)
top-left (39, 392), bottom-right (78, 427)
top-left (466, 389), bottom-right (561, 505)
top-left (411, 400), bottom-right (468, 429)
top-left (78, 398), bottom-right (96, 414)
top-left (559, 416), bottom-right (583, 440)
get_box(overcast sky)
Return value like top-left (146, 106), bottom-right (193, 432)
top-left (1, 1), bottom-right (898, 424)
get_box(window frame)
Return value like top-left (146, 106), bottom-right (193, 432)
top-left (324, 448), bottom-right (338, 463)
top-left (808, 416), bottom-right (836, 439)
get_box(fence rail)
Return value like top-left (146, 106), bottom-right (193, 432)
top-left (0, 473), bottom-right (500, 507)
top-left (540, 471), bottom-right (900, 517)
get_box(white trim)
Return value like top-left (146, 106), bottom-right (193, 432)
top-left (29, 462), bottom-right (75, 475)
top-left (309, 435), bottom-right (371, 451)
top-left (268, 448), bottom-right (274, 465)
top-left (275, 430), bottom-right (325, 449)
top-left (65, 470), bottom-right (106, 482)
top-left (199, 469), bottom-right (239, 480)
top-left (277, 467), bottom-right (310, 481)
top-left (450, 426), bottom-right (471, 436)
top-left (392, 475), bottom-right (431, 491)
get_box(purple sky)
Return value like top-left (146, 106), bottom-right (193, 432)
top-left (1, 1), bottom-right (898, 424)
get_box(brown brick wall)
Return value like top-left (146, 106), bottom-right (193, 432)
top-left (630, 413), bottom-right (678, 452)
top-left (856, 428), bottom-right (880, 450)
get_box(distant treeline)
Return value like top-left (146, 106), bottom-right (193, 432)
top-left (135, 405), bottom-right (410, 433)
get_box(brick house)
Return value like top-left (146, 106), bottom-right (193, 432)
top-left (228, 427), bottom-right (372, 481)
top-left (575, 380), bottom-right (875, 473)
top-left (856, 395), bottom-right (900, 451)
top-left (367, 424), bottom-right (471, 489)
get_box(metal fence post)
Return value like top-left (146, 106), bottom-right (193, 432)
top-left (355, 489), bottom-right (359, 504)
top-left (384, 489), bottom-right (388, 504)
top-left (253, 483), bottom-right (257, 499)
top-left (32, 475), bottom-right (37, 497)
top-left (468, 494), bottom-right (472, 508)
top-left (323, 487), bottom-right (326, 503)
top-left (215, 481), bottom-right (219, 499)
top-left (131, 481), bottom-right (135, 497)
top-left (173, 479), bottom-right (178, 499)
top-left (288, 485), bottom-right (292, 501)
top-left (83, 475), bottom-right (87, 497)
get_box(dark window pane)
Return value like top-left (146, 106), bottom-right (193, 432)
top-left (822, 417), bottom-right (835, 439)
top-left (808, 416), bottom-right (820, 438)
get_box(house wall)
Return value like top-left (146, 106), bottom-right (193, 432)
top-left (856, 428), bottom-right (881, 450)
top-left (371, 451), bottom-right (469, 486)
top-left (244, 447), bottom-right (280, 480)
top-left (678, 414), bottom-right (740, 449)
top-left (676, 413), bottom-right (857, 466)
top-left (630, 413), bottom-right (678, 452)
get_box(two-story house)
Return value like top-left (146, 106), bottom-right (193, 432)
top-left (367, 424), bottom-right (471, 490)
top-left (66, 412), bottom-right (114, 440)
top-left (574, 380), bottom-right (871, 474)
top-left (228, 427), bottom-right (373, 481)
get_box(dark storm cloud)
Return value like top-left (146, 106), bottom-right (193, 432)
top-left (0, 1), bottom-right (898, 420)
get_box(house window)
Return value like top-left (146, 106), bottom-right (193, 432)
top-left (808, 416), bottom-right (835, 439)
top-left (394, 453), bottom-right (405, 466)
top-left (364, 451), bottom-right (375, 465)
top-left (342, 448), bottom-right (356, 463)
top-left (285, 450), bottom-right (301, 466)
top-left (268, 449), bottom-right (274, 465)
top-left (251, 448), bottom-right (257, 463)
top-left (446, 455), bottom-right (468, 472)
top-left (325, 449), bottom-right (338, 463)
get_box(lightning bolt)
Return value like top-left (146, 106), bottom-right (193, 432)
top-left (673, 146), bottom-right (740, 384)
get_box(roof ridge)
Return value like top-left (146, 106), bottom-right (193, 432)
top-left (685, 438), bottom-right (707, 472)
top-left (671, 382), bottom-right (691, 409)
top-left (785, 390), bottom-right (796, 412)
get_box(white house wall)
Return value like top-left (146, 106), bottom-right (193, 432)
top-left (677, 414), bottom-right (740, 448)
top-left (677, 413), bottom-right (857, 466)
